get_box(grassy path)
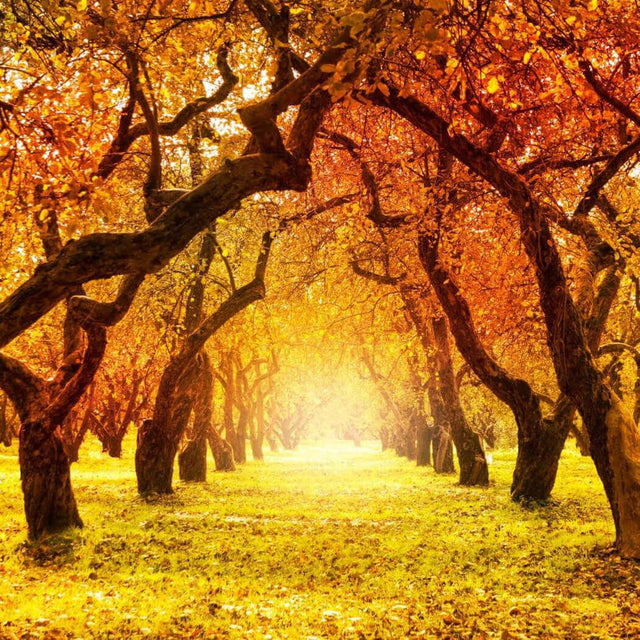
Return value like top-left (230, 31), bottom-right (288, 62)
top-left (0, 436), bottom-right (638, 639)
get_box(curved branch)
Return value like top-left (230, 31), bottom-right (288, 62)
top-left (350, 260), bottom-right (406, 285)
top-left (579, 58), bottom-right (640, 128)
top-left (0, 152), bottom-right (309, 347)
top-left (599, 341), bottom-right (640, 363)
top-left (97, 46), bottom-right (238, 180)
top-left (46, 322), bottom-right (107, 428)
top-left (572, 136), bottom-right (640, 220)
top-left (68, 272), bottom-right (145, 326)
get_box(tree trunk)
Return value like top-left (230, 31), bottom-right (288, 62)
top-left (432, 426), bottom-right (455, 473)
top-left (416, 416), bottom-right (432, 467)
top-left (250, 435), bottom-right (264, 460)
top-left (431, 316), bottom-right (489, 486)
top-left (251, 386), bottom-right (266, 460)
top-left (404, 421), bottom-right (416, 460)
top-left (510, 397), bottom-right (574, 500)
top-left (137, 359), bottom-right (198, 493)
top-left (20, 420), bottom-right (82, 538)
top-left (265, 429), bottom-right (279, 452)
top-left (380, 424), bottom-right (390, 450)
top-left (179, 437), bottom-right (207, 482)
top-left (106, 436), bottom-right (123, 458)
top-left (179, 352), bottom-right (217, 482)
top-left (234, 409), bottom-right (248, 463)
top-left (426, 383), bottom-right (455, 473)
top-left (571, 423), bottom-right (591, 456)
top-left (207, 427), bottom-right (236, 471)
top-left (136, 418), bottom-right (178, 494)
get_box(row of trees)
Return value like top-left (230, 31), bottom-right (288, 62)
top-left (2, 0), bottom-right (640, 556)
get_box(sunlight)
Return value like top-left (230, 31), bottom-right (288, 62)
top-left (2, 1), bottom-right (640, 637)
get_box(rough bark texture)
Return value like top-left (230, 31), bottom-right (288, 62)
top-left (20, 420), bottom-right (83, 537)
top-left (136, 418), bottom-right (179, 494)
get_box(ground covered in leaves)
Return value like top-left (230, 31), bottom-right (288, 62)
top-left (0, 437), bottom-right (639, 639)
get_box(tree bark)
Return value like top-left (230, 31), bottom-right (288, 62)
top-left (178, 355), bottom-right (213, 482)
top-left (208, 426), bottom-right (236, 471)
top-left (135, 418), bottom-right (179, 494)
top-left (431, 316), bottom-right (489, 486)
top-left (20, 420), bottom-right (82, 537)
top-left (415, 415), bottom-right (432, 467)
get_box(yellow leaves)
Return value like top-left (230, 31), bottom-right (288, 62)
top-left (588, 0), bottom-right (598, 9)
top-left (414, 50), bottom-right (427, 61)
top-left (523, 51), bottom-right (532, 65)
top-left (429, 0), bottom-right (448, 12)
top-left (445, 57), bottom-right (459, 76)
top-left (487, 77), bottom-right (500, 94)
top-left (76, 0), bottom-right (88, 11)
top-left (340, 11), bottom-right (367, 37)
top-left (376, 82), bottom-right (390, 97)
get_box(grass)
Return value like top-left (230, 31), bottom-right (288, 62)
top-left (1, 435), bottom-right (639, 639)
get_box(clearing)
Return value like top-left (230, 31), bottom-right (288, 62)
top-left (0, 438), bottom-right (639, 639)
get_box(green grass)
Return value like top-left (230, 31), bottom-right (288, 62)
top-left (1, 436), bottom-right (639, 639)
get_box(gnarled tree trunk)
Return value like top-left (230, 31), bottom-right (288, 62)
top-left (20, 420), bottom-right (83, 537)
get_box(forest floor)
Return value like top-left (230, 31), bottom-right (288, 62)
top-left (0, 437), bottom-right (639, 640)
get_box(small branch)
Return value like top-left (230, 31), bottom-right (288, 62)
top-left (579, 58), bottom-right (640, 127)
top-left (572, 136), bottom-right (640, 220)
top-left (598, 341), bottom-right (640, 364)
top-left (68, 273), bottom-right (145, 327)
top-left (350, 260), bottom-right (406, 285)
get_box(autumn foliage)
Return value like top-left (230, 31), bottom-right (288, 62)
top-left (1, 0), bottom-right (640, 568)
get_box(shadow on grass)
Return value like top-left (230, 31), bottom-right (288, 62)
top-left (18, 529), bottom-right (83, 567)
